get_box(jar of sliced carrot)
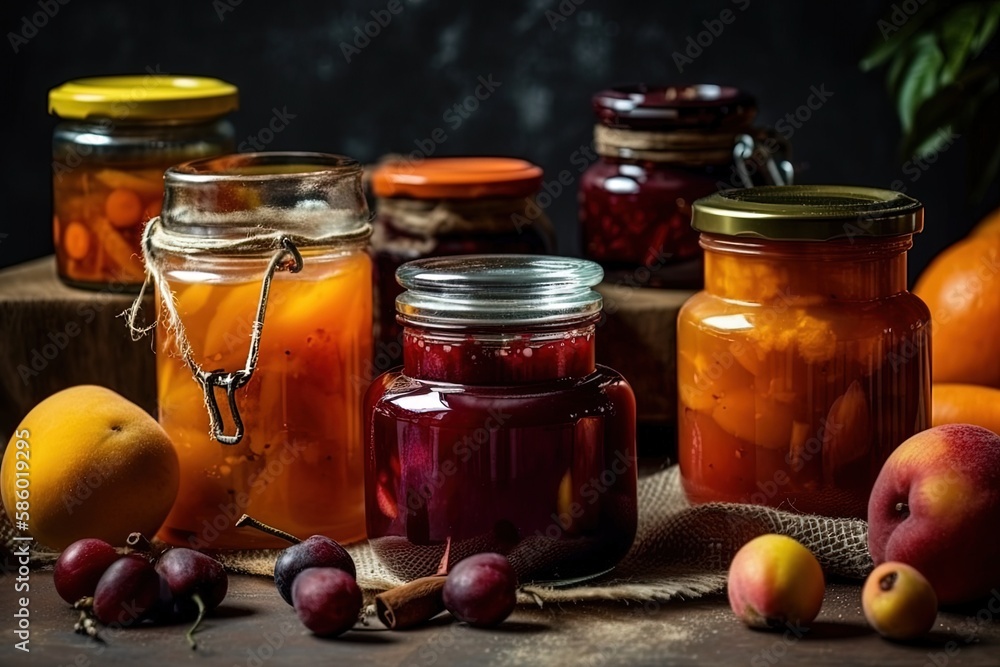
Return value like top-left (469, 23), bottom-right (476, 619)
top-left (49, 75), bottom-right (238, 289)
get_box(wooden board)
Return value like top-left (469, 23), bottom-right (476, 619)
top-left (0, 257), bottom-right (157, 438)
top-left (4, 574), bottom-right (1000, 666)
top-left (595, 283), bottom-right (694, 456)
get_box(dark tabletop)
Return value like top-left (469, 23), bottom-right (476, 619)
top-left (4, 572), bottom-right (1000, 666)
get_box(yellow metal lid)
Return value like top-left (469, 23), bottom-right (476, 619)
top-left (692, 185), bottom-right (924, 241)
top-left (49, 75), bottom-right (238, 121)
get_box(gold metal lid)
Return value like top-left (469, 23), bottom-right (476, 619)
top-left (692, 185), bottom-right (924, 241)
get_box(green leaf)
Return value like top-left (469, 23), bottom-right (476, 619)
top-left (938, 4), bottom-right (983, 83)
top-left (861, 0), bottom-right (948, 71)
top-left (970, 2), bottom-right (1000, 54)
top-left (896, 34), bottom-right (945, 131)
top-left (902, 63), bottom-right (998, 157)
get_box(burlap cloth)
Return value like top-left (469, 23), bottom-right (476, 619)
top-left (1, 465), bottom-right (871, 602)
top-left (205, 465), bottom-right (871, 603)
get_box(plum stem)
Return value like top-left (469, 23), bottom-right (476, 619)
top-left (186, 593), bottom-right (207, 650)
top-left (235, 514), bottom-right (301, 545)
top-left (894, 502), bottom-right (910, 518)
top-left (126, 532), bottom-right (152, 553)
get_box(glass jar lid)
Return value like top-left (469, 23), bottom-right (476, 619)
top-left (692, 185), bottom-right (924, 241)
top-left (49, 75), bottom-right (238, 121)
top-left (371, 157), bottom-right (543, 199)
top-left (396, 255), bottom-right (604, 328)
top-left (593, 84), bottom-right (756, 131)
top-left (155, 152), bottom-right (371, 253)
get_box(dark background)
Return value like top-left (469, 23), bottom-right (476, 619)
top-left (2, 0), bottom-right (998, 281)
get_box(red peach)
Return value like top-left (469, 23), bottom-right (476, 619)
top-left (868, 424), bottom-right (1000, 605)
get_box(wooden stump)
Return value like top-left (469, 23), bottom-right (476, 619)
top-left (595, 282), bottom-right (695, 456)
top-left (0, 257), bottom-right (157, 439)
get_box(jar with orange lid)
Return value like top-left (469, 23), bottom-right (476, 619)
top-left (131, 152), bottom-right (372, 549)
top-left (49, 75), bottom-right (237, 289)
top-left (677, 186), bottom-right (931, 518)
top-left (370, 157), bottom-right (556, 369)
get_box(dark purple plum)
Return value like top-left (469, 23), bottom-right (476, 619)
top-left (155, 548), bottom-right (228, 617)
top-left (275, 535), bottom-right (355, 605)
top-left (93, 555), bottom-right (166, 626)
top-left (291, 567), bottom-right (362, 637)
top-left (54, 538), bottom-right (120, 604)
top-left (443, 553), bottom-right (517, 627)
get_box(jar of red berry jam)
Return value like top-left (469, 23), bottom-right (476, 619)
top-left (364, 255), bottom-right (637, 582)
top-left (677, 186), bottom-right (931, 519)
top-left (370, 158), bottom-right (555, 373)
top-left (580, 84), bottom-right (792, 287)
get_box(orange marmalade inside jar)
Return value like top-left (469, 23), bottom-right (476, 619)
top-left (677, 186), bottom-right (931, 518)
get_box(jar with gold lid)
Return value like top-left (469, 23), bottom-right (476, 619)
top-left (677, 186), bottom-right (931, 518)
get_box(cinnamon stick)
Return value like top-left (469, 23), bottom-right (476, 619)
top-left (375, 576), bottom-right (447, 630)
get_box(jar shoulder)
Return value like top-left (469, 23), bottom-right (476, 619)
top-left (365, 366), bottom-right (635, 424)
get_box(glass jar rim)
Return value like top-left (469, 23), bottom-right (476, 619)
top-left (593, 83), bottom-right (756, 131)
top-left (396, 255), bottom-right (604, 328)
top-left (155, 152), bottom-right (371, 253)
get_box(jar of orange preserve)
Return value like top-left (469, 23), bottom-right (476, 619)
top-left (131, 152), bottom-right (372, 549)
top-left (49, 75), bottom-right (237, 289)
top-left (677, 186), bottom-right (930, 518)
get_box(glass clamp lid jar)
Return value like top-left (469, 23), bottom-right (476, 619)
top-left (370, 157), bottom-right (556, 371)
top-left (580, 84), bottom-right (793, 288)
top-left (364, 255), bottom-right (637, 583)
top-left (677, 186), bottom-right (931, 519)
top-left (129, 152), bottom-right (373, 549)
top-left (49, 75), bottom-right (238, 289)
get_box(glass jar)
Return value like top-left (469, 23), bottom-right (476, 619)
top-left (141, 152), bottom-right (372, 549)
top-left (50, 75), bottom-right (238, 289)
top-left (364, 255), bottom-right (637, 582)
top-left (677, 186), bottom-right (931, 518)
top-left (370, 158), bottom-right (555, 373)
top-left (580, 84), bottom-right (792, 288)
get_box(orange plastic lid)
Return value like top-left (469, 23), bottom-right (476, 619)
top-left (371, 157), bottom-right (543, 199)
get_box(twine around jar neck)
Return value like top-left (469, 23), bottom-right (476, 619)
top-left (377, 196), bottom-right (555, 239)
top-left (593, 124), bottom-right (742, 166)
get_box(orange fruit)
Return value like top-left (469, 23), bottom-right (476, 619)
top-left (914, 235), bottom-right (1000, 387)
top-left (972, 206), bottom-right (1000, 237)
top-left (0, 386), bottom-right (179, 549)
top-left (932, 383), bottom-right (1000, 434)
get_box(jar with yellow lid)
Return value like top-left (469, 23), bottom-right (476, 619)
top-left (677, 186), bottom-right (931, 518)
top-left (49, 75), bottom-right (238, 289)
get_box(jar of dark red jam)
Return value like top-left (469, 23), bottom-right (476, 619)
top-left (370, 158), bottom-right (555, 371)
top-left (580, 84), bottom-right (792, 287)
top-left (678, 186), bottom-right (931, 519)
top-left (364, 255), bottom-right (637, 582)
